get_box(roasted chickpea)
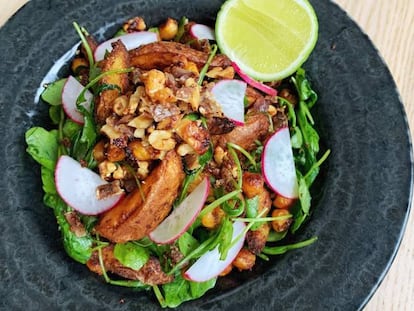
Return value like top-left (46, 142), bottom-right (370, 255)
top-left (201, 207), bottom-right (225, 229)
top-left (93, 140), bottom-right (106, 163)
top-left (159, 17), bottom-right (178, 40)
top-left (122, 16), bottom-right (146, 33)
top-left (232, 248), bottom-right (256, 271)
top-left (271, 209), bottom-right (293, 232)
top-left (219, 264), bottom-right (233, 277)
top-left (273, 195), bottom-right (295, 209)
top-left (242, 172), bottom-right (264, 198)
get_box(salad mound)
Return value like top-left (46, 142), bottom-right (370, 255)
top-left (25, 14), bottom-right (328, 308)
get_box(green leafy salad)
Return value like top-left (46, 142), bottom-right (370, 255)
top-left (25, 12), bottom-right (329, 308)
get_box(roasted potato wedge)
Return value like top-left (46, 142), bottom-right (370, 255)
top-left (96, 150), bottom-right (184, 243)
top-left (129, 41), bottom-right (231, 70)
top-left (214, 112), bottom-right (270, 151)
top-left (96, 40), bottom-right (130, 124)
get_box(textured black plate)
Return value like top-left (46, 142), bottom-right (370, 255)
top-left (0, 0), bottom-right (412, 310)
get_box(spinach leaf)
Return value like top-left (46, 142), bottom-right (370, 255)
top-left (44, 193), bottom-right (93, 264)
top-left (178, 232), bottom-right (200, 256)
top-left (25, 127), bottom-right (59, 171)
top-left (245, 196), bottom-right (264, 230)
top-left (41, 78), bottom-right (67, 106)
top-left (49, 105), bottom-right (63, 125)
top-left (41, 166), bottom-right (57, 195)
top-left (160, 273), bottom-right (216, 308)
top-left (114, 242), bottom-right (150, 271)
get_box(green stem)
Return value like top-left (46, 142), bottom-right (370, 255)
top-left (197, 44), bottom-right (218, 85)
top-left (262, 236), bottom-right (318, 255)
top-left (72, 22), bottom-right (94, 68)
top-left (304, 149), bottom-right (331, 180)
top-left (227, 144), bottom-right (242, 190)
top-left (198, 189), bottom-right (241, 219)
top-left (232, 214), bottom-right (292, 222)
top-left (227, 142), bottom-right (257, 171)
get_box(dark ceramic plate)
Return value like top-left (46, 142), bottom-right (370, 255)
top-left (0, 0), bottom-right (412, 310)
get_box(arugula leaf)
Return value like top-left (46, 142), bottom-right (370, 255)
top-left (262, 236), bottom-right (318, 255)
top-left (25, 127), bottom-right (59, 171)
top-left (292, 68), bottom-right (318, 108)
top-left (114, 242), bottom-right (150, 270)
top-left (297, 173), bottom-right (311, 216)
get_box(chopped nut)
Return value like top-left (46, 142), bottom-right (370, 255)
top-left (93, 140), bottom-right (107, 163)
top-left (113, 166), bottom-right (127, 180)
top-left (113, 95), bottom-right (129, 116)
top-left (206, 66), bottom-right (235, 79)
top-left (184, 61), bottom-right (199, 75)
top-left (133, 128), bottom-right (145, 138)
top-left (64, 211), bottom-right (86, 237)
top-left (100, 124), bottom-right (123, 141)
top-left (128, 140), bottom-right (159, 161)
top-left (148, 130), bottom-right (176, 151)
top-left (214, 146), bottom-right (226, 165)
top-left (127, 86), bottom-right (143, 115)
top-left (107, 144), bottom-right (126, 162)
top-left (96, 180), bottom-right (124, 199)
top-left (267, 104), bottom-right (277, 117)
top-left (177, 143), bottom-right (195, 156)
top-left (127, 114), bottom-right (153, 129)
top-left (137, 160), bottom-right (150, 179)
top-left (98, 160), bottom-right (117, 180)
top-left (175, 118), bottom-right (210, 155)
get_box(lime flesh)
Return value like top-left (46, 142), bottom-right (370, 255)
top-left (216, 0), bottom-right (318, 81)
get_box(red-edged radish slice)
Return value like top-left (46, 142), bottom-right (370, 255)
top-left (94, 31), bottom-right (159, 61)
top-left (183, 221), bottom-right (246, 282)
top-left (61, 75), bottom-right (93, 124)
top-left (190, 24), bottom-right (216, 40)
top-left (149, 177), bottom-right (210, 244)
top-left (262, 127), bottom-right (299, 199)
top-left (211, 79), bottom-right (246, 126)
top-left (232, 62), bottom-right (277, 96)
top-left (55, 155), bottom-right (124, 215)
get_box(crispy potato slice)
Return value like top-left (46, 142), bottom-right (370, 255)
top-left (96, 150), bottom-right (184, 243)
top-left (96, 40), bottom-right (130, 124)
top-left (129, 41), bottom-right (231, 70)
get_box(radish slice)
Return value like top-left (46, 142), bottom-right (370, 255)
top-left (94, 31), bottom-right (159, 61)
top-left (262, 127), bottom-right (299, 199)
top-left (190, 24), bottom-right (216, 40)
top-left (55, 155), bottom-right (124, 215)
top-left (211, 79), bottom-right (247, 126)
top-left (61, 75), bottom-right (93, 124)
top-left (232, 62), bottom-right (277, 96)
top-left (149, 178), bottom-right (210, 244)
top-left (183, 221), bottom-right (246, 282)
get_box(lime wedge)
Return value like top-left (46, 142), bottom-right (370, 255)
top-left (215, 0), bottom-right (318, 81)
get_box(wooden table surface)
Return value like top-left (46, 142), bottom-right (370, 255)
top-left (1, 0), bottom-right (413, 310)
